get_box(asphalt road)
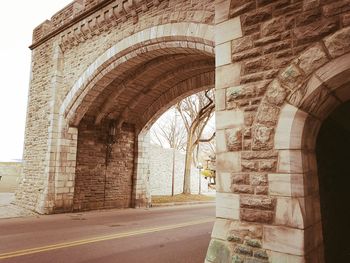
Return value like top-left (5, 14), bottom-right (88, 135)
top-left (0, 204), bottom-right (215, 263)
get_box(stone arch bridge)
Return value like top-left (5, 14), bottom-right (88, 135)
top-left (17, 0), bottom-right (350, 262)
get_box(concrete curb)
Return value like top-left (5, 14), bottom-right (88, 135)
top-left (150, 200), bottom-right (215, 208)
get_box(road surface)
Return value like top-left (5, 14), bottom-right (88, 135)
top-left (0, 204), bottom-right (215, 263)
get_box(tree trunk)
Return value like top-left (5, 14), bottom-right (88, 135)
top-left (183, 135), bottom-right (194, 194)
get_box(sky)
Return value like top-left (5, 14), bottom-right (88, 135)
top-left (0, 1), bottom-right (72, 161)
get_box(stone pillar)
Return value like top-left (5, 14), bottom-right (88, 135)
top-left (15, 40), bottom-right (66, 214)
top-left (132, 130), bottom-right (151, 207)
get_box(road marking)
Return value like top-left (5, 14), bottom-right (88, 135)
top-left (0, 218), bottom-right (214, 259)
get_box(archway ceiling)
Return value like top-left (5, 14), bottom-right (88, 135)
top-left (84, 53), bottom-right (214, 128)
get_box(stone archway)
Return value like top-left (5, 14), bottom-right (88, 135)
top-left (51, 24), bottom-right (215, 212)
top-left (249, 29), bottom-right (350, 262)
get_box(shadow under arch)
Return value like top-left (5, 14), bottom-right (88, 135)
top-left (53, 22), bottom-right (215, 213)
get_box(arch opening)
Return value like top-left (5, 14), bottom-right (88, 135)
top-left (316, 99), bottom-right (350, 262)
top-left (69, 39), bottom-right (215, 211)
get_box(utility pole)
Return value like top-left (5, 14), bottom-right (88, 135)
top-left (171, 108), bottom-right (177, 196)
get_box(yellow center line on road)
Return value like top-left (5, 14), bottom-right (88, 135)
top-left (0, 217), bottom-right (214, 260)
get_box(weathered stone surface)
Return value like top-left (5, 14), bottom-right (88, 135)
top-left (261, 17), bottom-right (285, 36)
top-left (229, 1), bottom-right (255, 18)
top-left (265, 80), bottom-right (288, 105)
top-left (293, 18), bottom-right (339, 46)
top-left (240, 196), bottom-right (275, 210)
top-left (242, 161), bottom-right (259, 172)
top-left (235, 245), bottom-right (253, 256)
top-left (231, 254), bottom-right (244, 263)
top-left (322, 0), bottom-right (350, 17)
top-left (324, 26), bottom-right (350, 58)
top-left (242, 7), bottom-right (272, 27)
top-left (233, 184), bottom-right (254, 194)
top-left (226, 128), bottom-right (243, 151)
top-left (252, 124), bottom-right (274, 150)
top-left (227, 234), bottom-right (243, 243)
top-left (241, 150), bottom-right (278, 160)
top-left (240, 208), bottom-right (274, 224)
top-left (254, 249), bottom-right (268, 260)
top-left (296, 8), bottom-right (322, 26)
top-left (259, 159), bottom-right (277, 171)
top-left (250, 174), bottom-right (268, 186)
top-left (232, 173), bottom-right (250, 184)
top-left (255, 186), bottom-right (268, 195)
top-left (279, 64), bottom-right (304, 91)
top-left (206, 239), bottom-right (231, 263)
top-left (231, 35), bottom-right (255, 54)
top-left (230, 221), bottom-right (263, 239)
top-left (256, 103), bottom-right (280, 125)
top-left (245, 238), bottom-right (262, 248)
top-left (294, 44), bottom-right (329, 76)
top-left (263, 225), bottom-right (305, 255)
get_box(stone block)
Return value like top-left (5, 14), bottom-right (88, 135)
top-left (275, 197), bottom-right (306, 229)
top-left (240, 208), bottom-right (274, 224)
top-left (216, 192), bottom-right (240, 220)
top-left (231, 35), bottom-right (255, 54)
top-left (216, 42), bottom-right (231, 67)
top-left (294, 44), bottom-right (329, 76)
top-left (293, 18), bottom-right (338, 46)
top-left (233, 184), bottom-right (254, 194)
top-left (250, 174), bottom-right (267, 186)
top-left (242, 7), bottom-right (272, 27)
top-left (215, 17), bottom-right (242, 45)
top-left (252, 124), bottom-right (274, 150)
top-left (215, 0), bottom-right (231, 24)
top-left (216, 63), bottom-right (241, 89)
top-left (206, 239), bottom-right (232, 263)
top-left (226, 128), bottom-right (242, 151)
top-left (216, 129), bottom-right (227, 153)
top-left (274, 103), bottom-right (308, 150)
top-left (263, 225), bottom-right (305, 256)
top-left (268, 173), bottom-right (305, 197)
top-left (215, 109), bottom-right (244, 130)
top-left (240, 195), bottom-right (274, 210)
top-left (277, 150), bottom-right (304, 174)
top-left (216, 172), bottom-right (232, 193)
top-left (267, 250), bottom-right (306, 263)
top-left (216, 152), bottom-right (241, 173)
top-left (211, 218), bottom-right (233, 240)
top-left (265, 80), bottom-right (288, 106)
top-left (324, 27), bottom-right (350, 58)
top-left (315, 52), bottom-right (350, 90)
top-left (261, 17), bottom-right (285, 36)
top-left (232, 173), bottom-right (250, 185)
top-left (322, 0), bottom-right (350, 17)
top-left (215, 89), bottom-right (226, 111)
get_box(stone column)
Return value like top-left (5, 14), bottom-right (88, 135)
top-left (132, 130), bottom-right (151, 207)
top-left (15, 39), bottom-right (66, 214)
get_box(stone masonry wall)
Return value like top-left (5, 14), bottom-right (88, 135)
top-left (17, 0), bottom-right (214, 213)
top-left (0, 162), bottom-right (22, 193)
top-left (73, 117), bottom-right (135, 211)
top-left (209, 0), bottom-right (350, 262)
top-left (149, 144), bottom-right (209, 196)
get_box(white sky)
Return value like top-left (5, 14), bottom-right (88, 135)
top-left (0, 1), bottom-right (72, 161)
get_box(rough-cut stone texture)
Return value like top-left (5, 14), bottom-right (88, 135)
top-left (17, 0), bottom-right (350, 262)
top-left (74, 118), bottom-right (134, 211)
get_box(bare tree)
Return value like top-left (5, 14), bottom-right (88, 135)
top-left (176, 90), bottom-right (215, 194)
top-left (150, 107), bottom-right (187, 151)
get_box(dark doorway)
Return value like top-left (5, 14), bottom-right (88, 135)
top-left (316, 100), bottom-right (350, 262)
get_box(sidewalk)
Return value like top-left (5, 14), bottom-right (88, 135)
top-left (0, 193), bottom-right (36, 219)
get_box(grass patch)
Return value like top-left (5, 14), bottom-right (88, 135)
top-left (151, 194), bottom-right (215, 204)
